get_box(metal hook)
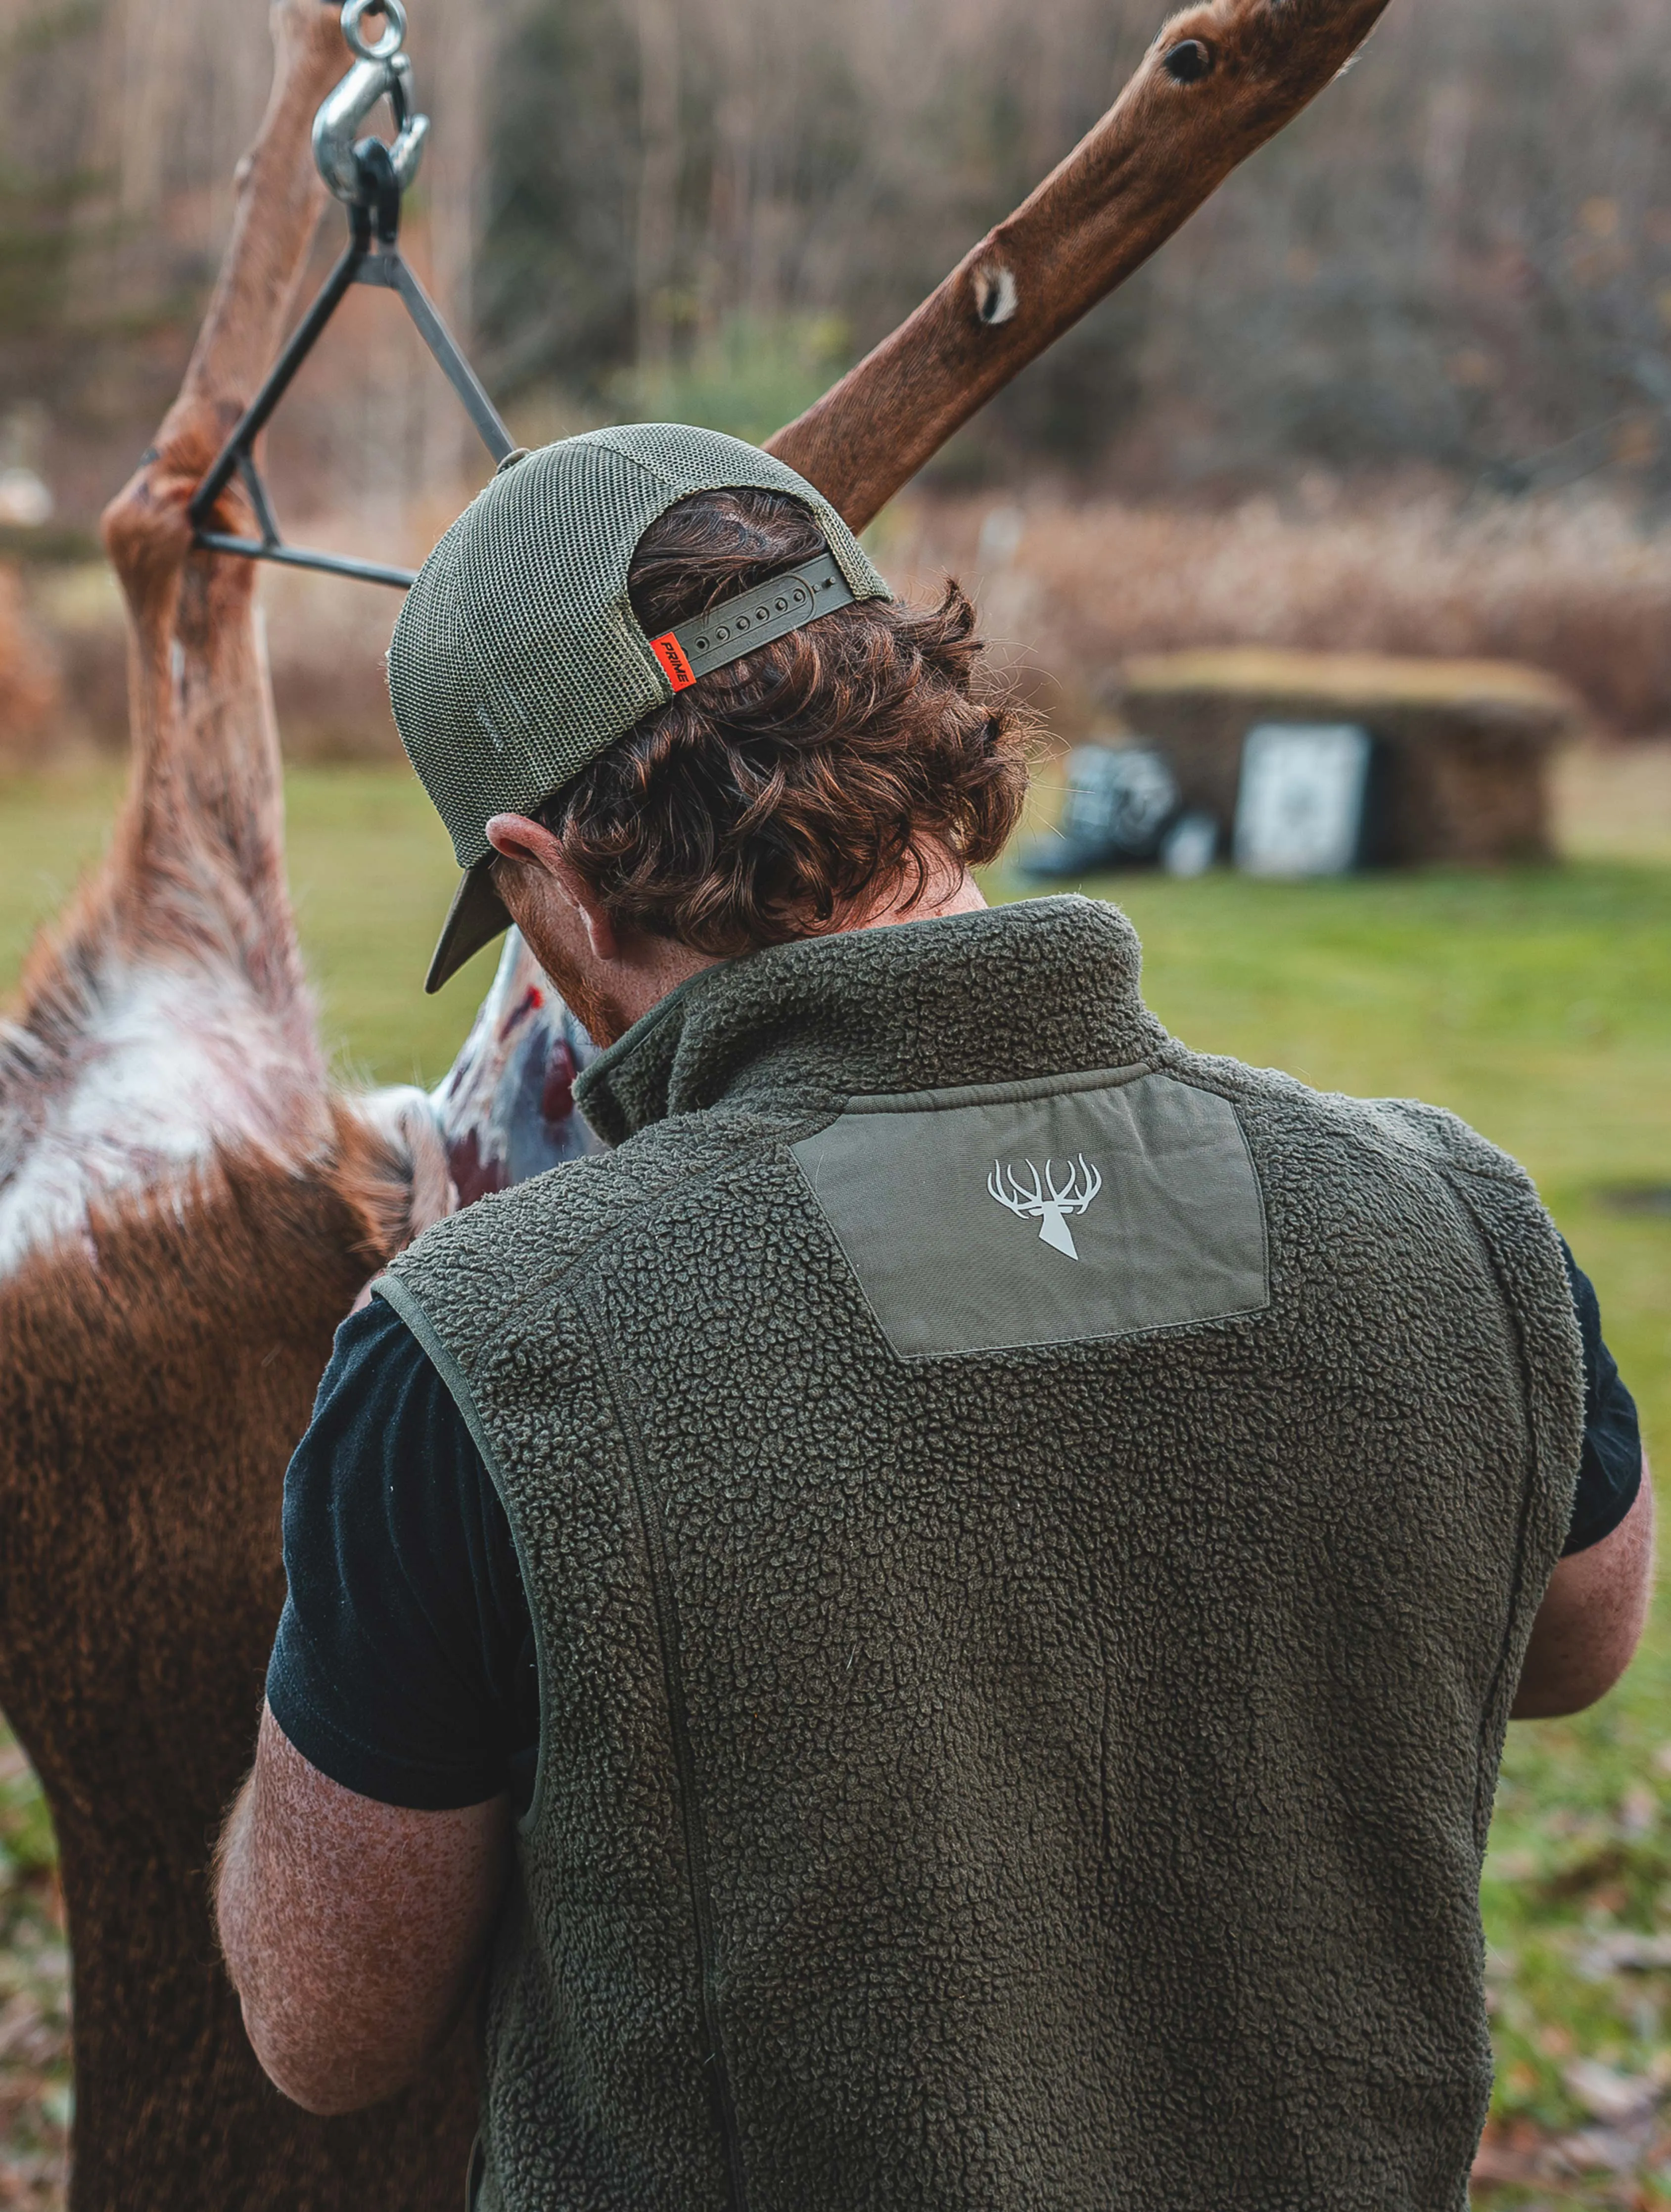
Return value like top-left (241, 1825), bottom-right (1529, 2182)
top-left (342, 0), bottom-right (407, 64)
top-left (186, 0), bottom-right (512, 589)
top-left (313, 9), bottom-right (428, 206)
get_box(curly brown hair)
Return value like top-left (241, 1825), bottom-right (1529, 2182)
top-left (537, 488), bottom-right (1032, 954)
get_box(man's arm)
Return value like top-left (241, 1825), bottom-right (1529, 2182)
top-left (216, 1704), bottom-right (511, 2114)
top-left (1511, 1456), bottom-right (1655, 1720)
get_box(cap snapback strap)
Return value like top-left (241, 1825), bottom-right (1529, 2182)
top-left (648, 550), bottom-right (857, 691)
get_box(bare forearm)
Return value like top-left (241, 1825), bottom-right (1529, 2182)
top-left (1512, 1458), bottom-right (1654, 1720)
top-left (215, 1705), bottom-right (510, 2114)
top-left (213, 1769), bottom-right (263, 2026)
top-left (217, 1766), bottom-right (414, 2111)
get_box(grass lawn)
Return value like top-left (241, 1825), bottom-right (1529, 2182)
top-left (1, 757), bottom-right (1670, 2202)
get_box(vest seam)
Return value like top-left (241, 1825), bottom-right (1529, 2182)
top-left (1156, 1051), bottom-right (1535, 1185)
top-left (579, 1301), bottom-right (752, 2212)
top-left (371, 1277), bottom-right (561, 1839)
top-left (1233, 1092), bottom-right (1273, 1310)
top-left (410, 1121), bottom-right (841, 1366)
top-left (839, 1060), bottom-right (1156, 1113)
top-left (1434, 1168), bottom-right (1578, 1844)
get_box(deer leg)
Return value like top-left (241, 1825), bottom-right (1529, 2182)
top-left (0, 8), bottom-right (478, 2206)
top-left (0, 1), bottom-right (351, 1281)
top-left (99, 0), bottom-right (348, 968)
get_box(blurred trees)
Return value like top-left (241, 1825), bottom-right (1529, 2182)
top-left (0, 0), bottom-right (500, 523)
top-left (483, 0), bottom-right (1671, 502)
top-left (1135, 0), bottom-right (1671, 501)
top-left (1, 0), bottom-right (1671, 520)
top-left (483, 0), bottom-right (1152, 452)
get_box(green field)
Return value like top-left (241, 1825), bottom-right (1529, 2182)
top-left (1, 762), bottom-right (1670, 2200)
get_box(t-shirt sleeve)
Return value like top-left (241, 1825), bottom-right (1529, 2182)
top-left (266, 1292), bottom-right (538, 1810)
top-left (1560, 1241), bottom-right (1644, 1558)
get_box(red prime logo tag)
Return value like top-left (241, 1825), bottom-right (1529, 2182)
top-left (650, 632), bottom-right (696, 691)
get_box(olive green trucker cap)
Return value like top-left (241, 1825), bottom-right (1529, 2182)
top-left (388, 423), bottom-right (892, 991)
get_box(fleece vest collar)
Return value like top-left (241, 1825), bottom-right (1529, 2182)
top-left (572, 893), bottom-right (1171, 1146)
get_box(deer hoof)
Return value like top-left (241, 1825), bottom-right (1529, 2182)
top-left (1162, 38), bottom-right (1213, 83)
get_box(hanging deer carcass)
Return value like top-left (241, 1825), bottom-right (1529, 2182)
top-left (0, 4), bottom-right (584, 2202)
top-left (0, 0), bottom-right (1392, 2202)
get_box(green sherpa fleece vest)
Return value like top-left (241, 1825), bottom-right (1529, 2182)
top-left (380, 894), bottom-right (1582, 2212)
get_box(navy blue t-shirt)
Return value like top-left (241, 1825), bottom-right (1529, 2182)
top-left (267, 1245), bottom-right (1642, 1815)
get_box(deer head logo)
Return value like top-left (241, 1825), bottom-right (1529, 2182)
top-left (987, 1155), bottom-right (1103, 1260)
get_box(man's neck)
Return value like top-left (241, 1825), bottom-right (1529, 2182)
top-left (579, 864), bottom-right (989, 1045)
top-left (848, 864), bottom-right (988, 933)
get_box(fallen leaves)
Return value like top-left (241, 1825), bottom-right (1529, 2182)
top-left (0, 1735), bottom-right (66, 2209)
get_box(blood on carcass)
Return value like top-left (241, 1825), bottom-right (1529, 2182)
top-left (429, 931), bottom-right (603, 1206)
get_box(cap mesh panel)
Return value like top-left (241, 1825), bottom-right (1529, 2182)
top-left (389, 424), bottom-right (891, 868)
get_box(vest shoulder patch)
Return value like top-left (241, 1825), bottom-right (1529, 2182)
top-left (790, 1068), bottom-right (1268, 1360)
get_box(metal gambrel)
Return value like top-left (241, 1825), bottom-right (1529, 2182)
top-left (188, 0), bottom-right (513, 591)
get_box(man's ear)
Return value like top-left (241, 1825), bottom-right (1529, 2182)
top-left (484, 814), bottom-right (622, 960)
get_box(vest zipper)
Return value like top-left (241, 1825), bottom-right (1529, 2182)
top-left (586, 1311), bottom-right (751, 2212)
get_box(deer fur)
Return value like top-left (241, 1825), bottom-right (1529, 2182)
top-left (0, 2), bottom-right (481, 2202)
top-left (0, 1119), bottom-right (477, 2209)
